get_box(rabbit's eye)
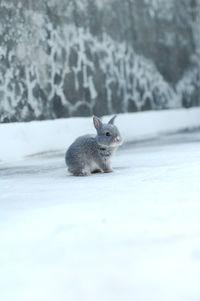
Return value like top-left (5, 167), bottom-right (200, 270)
top-left (106, 132), bottom-right (111, 136)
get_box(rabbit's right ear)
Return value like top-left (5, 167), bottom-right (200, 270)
top-left (93, 116), bottom-right (102, 131)
top-left (108, 115), bottom-right (117, 125)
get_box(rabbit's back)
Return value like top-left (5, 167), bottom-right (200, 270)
top-left (65, 134), bottom-right (98, 174)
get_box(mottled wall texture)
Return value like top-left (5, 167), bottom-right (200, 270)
top-left (0, 0), bottom-right (200, 122)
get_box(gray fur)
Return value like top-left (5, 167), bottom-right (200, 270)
top-left (65, 115), bottom-right (122, 176)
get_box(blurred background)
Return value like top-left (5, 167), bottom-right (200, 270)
top-left (0, 0), bottom-right (200, 123)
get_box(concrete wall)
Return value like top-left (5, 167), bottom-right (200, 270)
top-left (0, 0), bottom-right (200, 122)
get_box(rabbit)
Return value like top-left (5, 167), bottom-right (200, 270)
top-left (65, 115), bottom-right (122, 176)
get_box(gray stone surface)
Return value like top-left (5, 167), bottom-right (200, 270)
top-left (0, 0), bottom-right (200, 122)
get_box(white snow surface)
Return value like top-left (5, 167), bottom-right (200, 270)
top-left (0, 107), bottom-right (200, 161)
top-left (0, 129), bottom-right (200, 301)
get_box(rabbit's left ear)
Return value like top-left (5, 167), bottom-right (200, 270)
top-left (108, 115), bottom-right (117, 125)
top-left (93, 116), bottom-right (102, 130)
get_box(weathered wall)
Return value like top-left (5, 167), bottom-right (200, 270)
top-left (0, 0), bottom-right (200, 122)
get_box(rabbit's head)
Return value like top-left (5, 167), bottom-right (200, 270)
top-left (93, 115), bottom-right (122, 147)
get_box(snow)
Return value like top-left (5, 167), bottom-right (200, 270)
top-left (0, 108), bottom-right (200, 162)
top-left (0, 130), bottom-right (200, 301)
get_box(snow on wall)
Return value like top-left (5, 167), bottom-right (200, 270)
top-left (0, 0), bottom-right (200, 123)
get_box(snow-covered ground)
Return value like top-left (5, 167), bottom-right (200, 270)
top-left (1, 129), bottom-right (200, 301)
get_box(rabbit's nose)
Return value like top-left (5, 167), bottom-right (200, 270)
top-left (115, 136), bottom-right (121, 142)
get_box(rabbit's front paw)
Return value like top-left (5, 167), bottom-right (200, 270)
top-left (104, 168), bottom-right (114, 173)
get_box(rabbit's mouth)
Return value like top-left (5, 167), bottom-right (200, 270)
top-left (97, 136), bottom-right (122, 148)
top-left (112, 136), bottom-right (123, 146)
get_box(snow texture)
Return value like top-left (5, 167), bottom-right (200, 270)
top-left (0, 129), bottom-right (200, 301)
top-left (0, 108), bottom-right (200, 162)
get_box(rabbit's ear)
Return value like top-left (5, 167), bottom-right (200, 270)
top-left (93, 116), bottom-right (102, 130)
top-left (108, 115), bottom-right (117, 125)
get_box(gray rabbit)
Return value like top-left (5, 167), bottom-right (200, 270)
top-left (65, 115), bottom-right (122, 176)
